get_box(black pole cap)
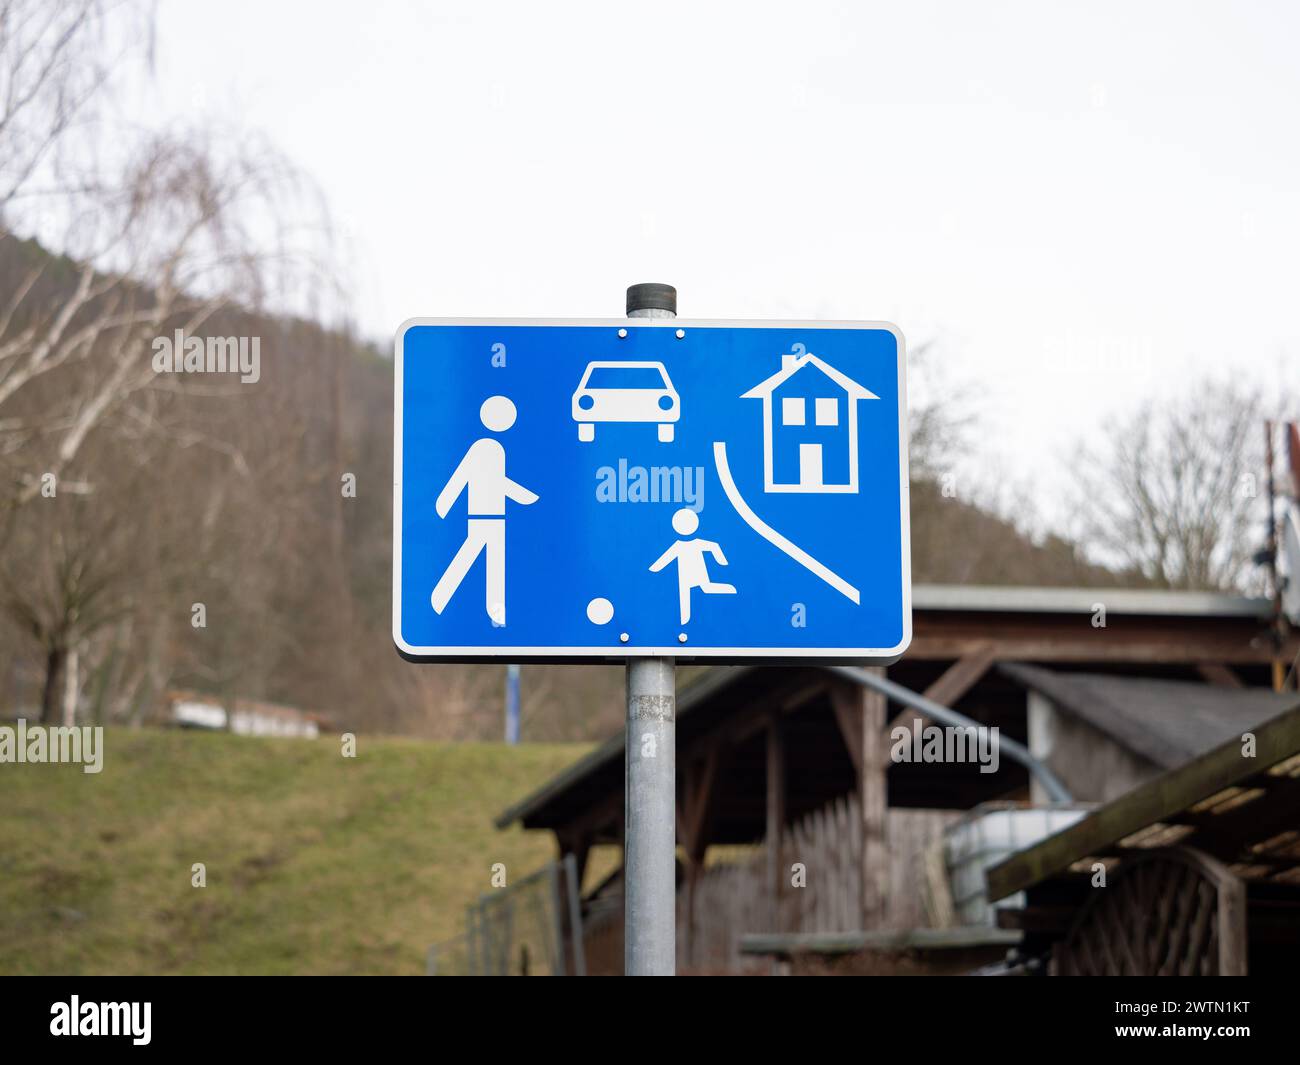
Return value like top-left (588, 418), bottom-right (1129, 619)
top-left (626, 283), bottom-right (677, 315)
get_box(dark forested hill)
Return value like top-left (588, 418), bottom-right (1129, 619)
top-left (0, 235), bottom-right (1133, 742)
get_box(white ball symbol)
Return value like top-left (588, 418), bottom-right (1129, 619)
top-left (586, 597), bottom-right (614, 625)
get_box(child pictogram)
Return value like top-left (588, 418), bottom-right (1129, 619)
top-left (649, 508), bottom-right (736, 625)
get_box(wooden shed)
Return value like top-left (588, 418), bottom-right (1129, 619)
top-left (495, 583), bottom-right (1297, 973)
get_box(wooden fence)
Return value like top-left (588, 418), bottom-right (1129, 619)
top-left (673, 795), bottom-right (960, 972)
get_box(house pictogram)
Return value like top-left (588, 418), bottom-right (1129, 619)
top-left (741, 349), bottom-right (878, 493)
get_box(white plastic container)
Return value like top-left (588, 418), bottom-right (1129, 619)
top-left (943, 802), bottom-right (1092, 926)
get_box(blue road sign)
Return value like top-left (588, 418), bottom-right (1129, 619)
top-left (394, 319), bottom-right (910, 662)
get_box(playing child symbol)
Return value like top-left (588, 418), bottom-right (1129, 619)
top-left (650, 508), bottom-right (736, 625)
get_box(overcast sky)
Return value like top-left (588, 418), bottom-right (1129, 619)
top-left (124, 0), bottom-right (1299, 524)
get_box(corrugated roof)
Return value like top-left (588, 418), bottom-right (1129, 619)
top-left (1000, 663), bottom-right (1299, 769)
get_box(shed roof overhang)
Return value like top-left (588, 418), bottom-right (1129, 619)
top-left (986, 698), bottom-right (1300, 903)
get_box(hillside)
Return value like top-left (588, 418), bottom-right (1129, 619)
top-left (0, 231), bottom-right (1133, 746)
top-left (0, 729), bottom-right (591, 975)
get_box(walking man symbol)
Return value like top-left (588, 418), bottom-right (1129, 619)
top-left (649, 508), bottom-right (737, 625)
top-left (431, 396), bottom-right (538, 625)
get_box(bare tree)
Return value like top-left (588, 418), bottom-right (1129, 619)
top-left (0, 0), bottom-right (151, 213)
top-left (0, 131), bottom-right (318, 509)
top-left (0, 0), bottom-right (333, 724)
top-left (0, 0), bottom-right (328, 516)
top-left (2, 465), bottom-right (139, 721)
top-left (384, 663), bottom-right (505, 741)
top-left (906, 338), bottom-right (978, 481)
top-left (1071, 382), bottom-right (1267, 592)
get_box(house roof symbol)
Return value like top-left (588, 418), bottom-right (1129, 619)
top-left (741, 352), bottom-right (878, 494)
top-left (741, 352), bottom-right (878, 404)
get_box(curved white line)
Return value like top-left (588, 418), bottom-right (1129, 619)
top-left (713, 441), bottom-right (860, 605)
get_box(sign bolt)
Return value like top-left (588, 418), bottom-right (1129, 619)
top-left (618, 328), bottom-right (628, 338)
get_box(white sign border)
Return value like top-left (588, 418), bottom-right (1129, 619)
top-left (393, 318), bottom-right (911, 664)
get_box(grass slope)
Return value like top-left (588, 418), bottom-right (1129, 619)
top-left (0, 729), bottom-right (589, 974)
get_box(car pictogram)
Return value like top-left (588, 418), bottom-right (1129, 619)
top-left (571, 361), bottom-right (679, 442)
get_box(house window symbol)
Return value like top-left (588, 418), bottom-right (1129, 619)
top-left (741, 351), bottom-right (878, 494)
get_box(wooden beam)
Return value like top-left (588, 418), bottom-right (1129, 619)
top-left (1214, 854), bottom-right (1248, 976)
top-left (906, 632), bottom-right (1298, 665)
top-left (995, 905), bottom-right (1075, 933)
top-left (781, 680), bottom-right (829, 711)
top-left (740, 927), bottom-right (1021, 957)
top-left (684, 862), bottom-right (700, 970)
top-left (1177, 773), bottom-right (1300, 865)
top-left (680, 747), bottom-right (724, 863)
top-left (554, 829), bottom-right (593, 893)
top-left (766, 714), bottom-right (786, 930)
top-left (678, 747), bottom-right (725, 970)
top-left (1197, 662), bottom-right (1243, 688)
top-left (691, 749), bottom-right (723, 860)
top-left (923, 644), bottom-right (999, 706)
top-left (728, 677), bottom-right (827, 745)
top-left (886, 644), bottom-right (998, 732)
top-left (830, 684), bottom-right (864, 774)
top-left (858, 670), bottom-right (888, 929)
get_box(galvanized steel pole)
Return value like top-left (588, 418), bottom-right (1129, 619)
top-left (624, 282), bottom-right (678, 976)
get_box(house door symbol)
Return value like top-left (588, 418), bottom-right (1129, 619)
top-left (798, 443), bottom-right (824, 489)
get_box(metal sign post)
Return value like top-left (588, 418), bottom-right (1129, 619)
top-left (623, 283), bottom-right (678, 976)
top-left (505, 662), bottom-right (521, 744)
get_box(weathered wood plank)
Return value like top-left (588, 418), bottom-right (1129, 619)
top-left (766, 714), bottom-right (786, 931)
top-left (1197, 662), bottom-right (1244, 688)
top-left (860, 672), bottom-right (888, 928)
